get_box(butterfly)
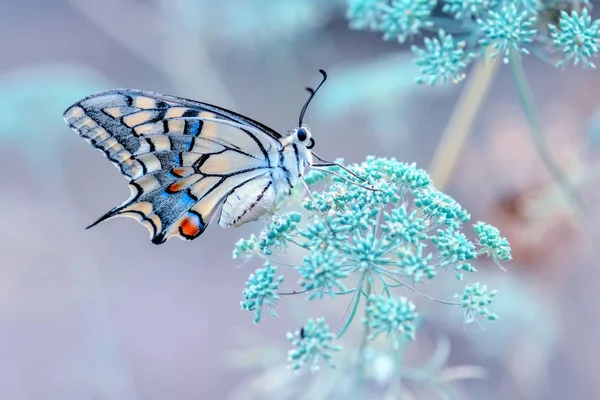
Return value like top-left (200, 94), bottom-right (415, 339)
top-left (63, 70), bottom-right (369, 244)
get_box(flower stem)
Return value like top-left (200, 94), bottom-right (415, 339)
top-left (428, 51), bottom-right (500, 190)
top-left (357, 274), bottom-right (373, 394)
top-left (507, 51), bottom-right (586, 221)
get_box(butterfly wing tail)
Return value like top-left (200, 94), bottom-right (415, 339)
top-left (82, 178), bottom-right (212, 245)
top-left (86, 208), bottom-right (119, 230)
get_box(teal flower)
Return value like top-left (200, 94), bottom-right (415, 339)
top-left (345, 232), bottom-right (385, 271)
top-left (296, 249), bottom-right (349, 300)
top-left (379, 0), bottom-right (436, 43)
top-left (287, 318), bottom-right (341, 371)
top-left (414, 188), bottom-right (471, 228)
top-left (442, 0), bottom-right (497, 19)
top-left (412, 30), bottom-right (476, 85)
top-left (381, 206), bottom-right (429, 245)
top-left (233, 235), bottom-right (260, 260)
top-left (347, 0), bottom-right (386, 31)
top-left (462, 283), bottom-right (499, 324)
top-left (397, 244), bottom-right (435, 282)
top-left (258, 212), bottom-right (302, 255)
top-left (431, 229), bottom-right (476, 267)
top-left (550, 8), bottom-right (600, 68)
top-left (365, 157), bottom-right (431, 190)
top-left (477, 3), bottom-right (538, 63)
top-left (364, 296), bottom-right (418, 348)
top-left (235, 157), bottom-right (506, 345)
top-left (473, 221), bottom-right (512, 269)
top-left (241, 262), bottom-right (284, 323)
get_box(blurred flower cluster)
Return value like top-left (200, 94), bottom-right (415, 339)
top-left (346, 0), bottom-right (599, 84)
top-left (234, 157), bottom-right (511, 371)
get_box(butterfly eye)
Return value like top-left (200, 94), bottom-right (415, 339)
top-left (307, 138), bottom-right (315, 149)
top-left (297, 128), bottom-right (308, 142)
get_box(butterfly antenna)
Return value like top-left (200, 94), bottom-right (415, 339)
top-left (299, 69), bottom-right (328, 126)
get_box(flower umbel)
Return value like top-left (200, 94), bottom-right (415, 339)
top-left (461, 283), bottom-right (499, 324)
top-left (474, 221), bottom-right (512, 269)
top-left (296, 248), bottom-right (349, 300)
top-left (236, 157), bottom-right (510, 364)
top-left (287, 318), bottom-right (342, 371)
top-left (241, 262), bottom-right (284, 323)
top-left (233, 235), bottom-right (260, 260)
top-left (346, 0), bottom-right (599, 82)
top-left (364, 296), bottom-right (418, 348)
top-left (477, 3), bottom-right (538, 63)
top-left (258, 212), bottom-right (302, 255)
top-left (379, 0), bottom-right (436, 43)
top-left (347, 0), bottom-right (386, 31)
top-left (412, 30), bottom-right (475, 85)
top-left (442, 0), bottom-right (497, 19)
top-left (550, 8), bottom-right (600, 68)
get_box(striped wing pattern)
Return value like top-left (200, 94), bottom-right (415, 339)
top-left (63, 89), bottom-right (282, 244)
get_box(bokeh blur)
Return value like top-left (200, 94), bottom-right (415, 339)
top-left (2, 1), bottom-right (600, 399)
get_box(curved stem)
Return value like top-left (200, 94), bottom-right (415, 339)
top-left (508, 51), bottom-right (585, 221)
top-left (428, 52), bottom-right (500, 190)
top-left (379, 271), bottom-right (461, 306)
top-left (357, 274), bottom-right (373, 393)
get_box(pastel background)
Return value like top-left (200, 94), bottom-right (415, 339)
top-left (1, 1), bottom-right (600, 399)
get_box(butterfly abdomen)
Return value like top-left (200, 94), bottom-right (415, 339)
top-left (218, 175), bottom-right (275, 228)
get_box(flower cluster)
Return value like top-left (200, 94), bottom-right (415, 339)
top-left (474, 221), bottom-right (513, 269)
top-left (477, 3), bottom-right (537, 63)
top-left (287, 318), bottom-right (342, 371)
top-left (462, 283), bottom-right (499, 324)
top-left (240, 262), bottom-right (284, 323)
top-left (346, 0), bottom-right (599, 84)
top-left (549, 7), bottom-right (600, 68)
top-left (364, 296), bottom-right (418, 348)
top-left (411, 30), bottom-right (475, 85)
top-left (235, 157), bottom-right (511, 370)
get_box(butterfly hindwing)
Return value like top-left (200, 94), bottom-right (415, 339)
top-left (64, 89), bottom-right (281, 244)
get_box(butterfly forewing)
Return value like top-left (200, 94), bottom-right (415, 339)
top-left (64, 89), bottom-right (284, 244)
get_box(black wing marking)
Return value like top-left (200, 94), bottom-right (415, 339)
top-left (63, 89), bottom-right (280, 244)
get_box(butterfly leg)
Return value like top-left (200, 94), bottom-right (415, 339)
top-left (310, 165), bottom-right (379, 191)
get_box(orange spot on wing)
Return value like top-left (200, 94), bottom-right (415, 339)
top-left (169, 181), bottom-right (185, 192)
top-left (180, 215), bottom-right (200, 238)
top-left (172, 167), bottom-right (188, 177)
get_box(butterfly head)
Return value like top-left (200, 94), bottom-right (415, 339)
top-left (293, 125), bottom-right (315, 149)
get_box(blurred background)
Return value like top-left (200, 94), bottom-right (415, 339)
top-left (2, 0), bottom-right (600, 399)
